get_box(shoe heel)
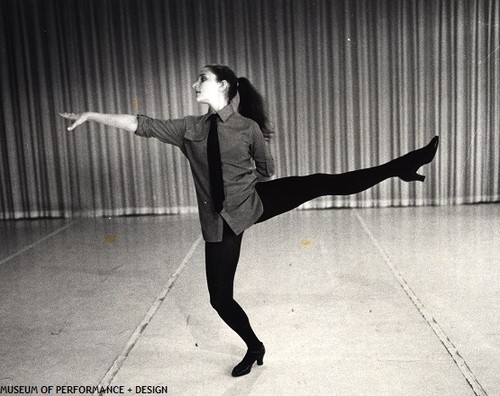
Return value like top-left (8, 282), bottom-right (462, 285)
top-left (257, 357), bottom-right (264, 365)
top-left (396, 136), bottom-right (439, 182)
top-left (415, 173), bottom-right (425, 182)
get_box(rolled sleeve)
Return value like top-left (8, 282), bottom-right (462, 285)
top-left (135, 114), bottom-right (186, 148)
top-left (251, 125), bottom-right (275, 178)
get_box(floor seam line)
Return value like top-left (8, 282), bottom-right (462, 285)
top-left (0, 221), bottom-right (76, 267)
top-left (94, 234), bottom-right (203, 395)
top-left (353, 210), bottom-right (488, 396)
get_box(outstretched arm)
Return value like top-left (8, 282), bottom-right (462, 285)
top-left (59, 112), bottom-right (138, 132)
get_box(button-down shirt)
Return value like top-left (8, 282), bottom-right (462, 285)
top-left (135, 104), bottom-right (275, 242)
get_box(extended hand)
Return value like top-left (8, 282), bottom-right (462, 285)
top-left (59, 112), bottom-right (89, 131)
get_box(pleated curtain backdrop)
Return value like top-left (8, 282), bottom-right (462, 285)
top-left (0, 0), bottom-right (499, 219)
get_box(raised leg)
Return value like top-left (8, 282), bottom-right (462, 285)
top-left (256, 168), bottom-right (387, 222)
top-left (256, 136), bottom-right (439, 223)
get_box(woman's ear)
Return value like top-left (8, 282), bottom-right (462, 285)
top-left (219, 80), bottom-right (229, 94)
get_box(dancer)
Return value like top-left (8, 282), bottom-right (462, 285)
top-left (60, 64), bottom-right (439, 377)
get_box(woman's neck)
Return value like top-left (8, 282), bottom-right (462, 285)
top-left (209, 97), bottom-right (229, 113)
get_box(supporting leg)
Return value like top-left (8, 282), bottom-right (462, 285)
top-left (205, 222), bottom-right (261, 349)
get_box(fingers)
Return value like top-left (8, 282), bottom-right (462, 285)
top-left (59, 112), bottom-right (79, 120)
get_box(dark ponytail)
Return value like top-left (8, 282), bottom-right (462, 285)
top-left (205, 64), bottom-right (273, 139)
top-left (236, 77), bottom-right (273, 139)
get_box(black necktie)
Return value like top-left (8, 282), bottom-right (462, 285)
top-left (207, 114), bottom-right (224, 212)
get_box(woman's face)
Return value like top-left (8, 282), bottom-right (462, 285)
top-left (192, 68), bottom-right (223, 105)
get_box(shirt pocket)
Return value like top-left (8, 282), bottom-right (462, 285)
top-left (220, 132), bottom-right (251, 159)
top-left (184, 125), bottom-right (207, 162)
top-left (184, 125), bottom-right (206, 142)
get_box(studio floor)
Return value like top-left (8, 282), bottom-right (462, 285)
top-left (0, 204), bottom-right (499, 395)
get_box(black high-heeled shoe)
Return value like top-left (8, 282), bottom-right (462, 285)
top-left (231, 343), bottom-right (265, 377)
top-left (394, 136), bottom-right (440, 182)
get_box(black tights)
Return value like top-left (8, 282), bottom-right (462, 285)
top-left (205, 222), bottom-right (261, 348)
top-left (205, 163), bottom-right (396, 349)
top-left (255, 164), bottom-right (394, 222)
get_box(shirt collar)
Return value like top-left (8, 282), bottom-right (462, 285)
top-left (206, 103), bottom-right (235, 123)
